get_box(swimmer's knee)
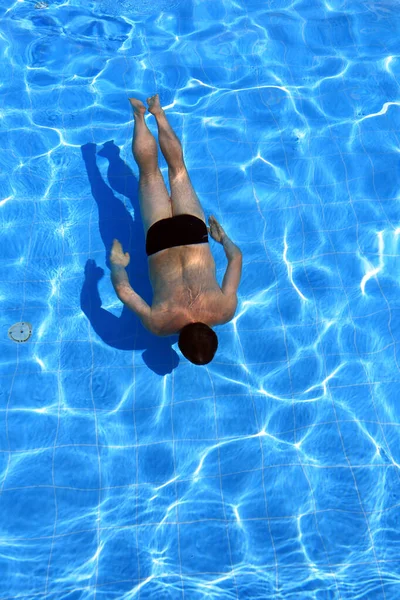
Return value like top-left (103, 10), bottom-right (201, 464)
top-left (169, 163), bottom-right (187, 181)
top-left (139, 168), bottom-right (163, 183)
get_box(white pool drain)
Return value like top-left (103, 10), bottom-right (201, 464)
top-left (8, 322), bottom-right (32, 343)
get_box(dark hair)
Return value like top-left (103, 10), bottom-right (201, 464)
top-left (178, 322), bottom-right (218, 365)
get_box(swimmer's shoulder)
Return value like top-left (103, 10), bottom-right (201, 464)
top-left (143, 305), bottom-right (185, 337)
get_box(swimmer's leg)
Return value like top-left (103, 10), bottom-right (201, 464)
top-left (148, 94), bottom-right (205, 223)
top-left (129, 98), bottom-right (171, 235)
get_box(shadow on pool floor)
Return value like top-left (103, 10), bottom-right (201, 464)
top-left (80, 140), bottom-right (179, 375)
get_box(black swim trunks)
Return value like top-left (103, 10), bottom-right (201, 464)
top-left (146, 214), bottom-right (209, 257)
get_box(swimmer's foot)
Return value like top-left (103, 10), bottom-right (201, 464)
top-left (129, 98), bottom-right (146, 117)
top-left (147, 94), bottom-right (163, 117)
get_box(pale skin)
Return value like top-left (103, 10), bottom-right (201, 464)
top-left (110, 94), bottom-right (242, 337)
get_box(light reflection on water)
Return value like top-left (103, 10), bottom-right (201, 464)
top-left (0, 0), bottom-right (400, 597)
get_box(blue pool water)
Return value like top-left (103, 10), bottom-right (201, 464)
top-left (1, 0), bottom-right (400, 597)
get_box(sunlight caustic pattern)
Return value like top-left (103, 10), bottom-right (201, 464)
top-left (1, 0), bottom-right (400, 598)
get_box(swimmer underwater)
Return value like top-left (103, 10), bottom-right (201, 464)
top-left (110, 95), bottom-right (242, 365)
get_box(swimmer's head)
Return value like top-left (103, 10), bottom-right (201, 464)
top-left (178, 322), bottom-right (218, 365)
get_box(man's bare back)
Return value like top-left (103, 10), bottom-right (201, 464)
top-left (148, 244), bottom-right (229, 335)
top-left (110, 215), bottom-right (242, 336)
top-left (108, 94), bottom-right (242, 361)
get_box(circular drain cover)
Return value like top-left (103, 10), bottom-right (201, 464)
top-left (8, 322), bottom-right (32, 343)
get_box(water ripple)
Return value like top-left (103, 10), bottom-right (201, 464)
top-left (0, 0), bottom-right (400, 598)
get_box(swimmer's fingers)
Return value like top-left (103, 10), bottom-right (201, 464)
top-left (111, 239), bottom-right (123, 253)
top-left (208, 216), bottom-right (225, 242)
top-left (208, 224), bottom-right (219, 242)
top-left (209, 215), bottom-right (224, 232)
top-left (110, 239), bottom-right (130, 266)
top-left (110, 240), bottom-right (121, 258)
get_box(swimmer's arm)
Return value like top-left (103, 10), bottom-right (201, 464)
top-left (110, 265), bottom-right (152, 326)
top-left (221, 235), bottom-right (242, 298)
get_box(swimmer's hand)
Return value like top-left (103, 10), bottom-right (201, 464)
top-left (110, 239), bottom-right (130, 267)
top-left (208, 215), bottom-right (226, 244)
